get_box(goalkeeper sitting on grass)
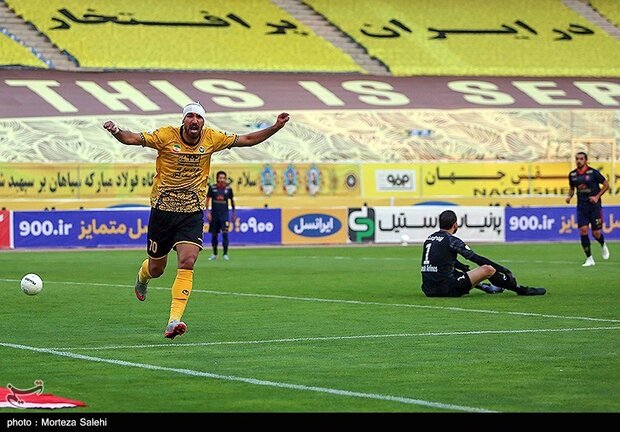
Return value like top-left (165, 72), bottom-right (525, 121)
top-left (420, 209), bottom-right (546, 298)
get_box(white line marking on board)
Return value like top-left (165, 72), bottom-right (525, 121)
top-left (0, 341), bottom-right (495, 413)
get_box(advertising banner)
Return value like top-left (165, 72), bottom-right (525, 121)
top-left (361, 163), bottom-right (418, 198)
top-left (13, 208), bottom-right (284, 249)
top-left (211, 163), bottom-right (360, 198)
top-left (215, 208), bottom-right (281, 245)
top-left (348, 206), bottom-right (504, 243)
top-left (0, 210), bottom-right (10, 249)
top-left (505, 205), bottom-right (620, 242)
top-left (13, 209), bottom-right (151, 249)
top-left (419, 161), bottom-right (579, 198)
top-left (282, 208), bottom-right (348, 244)
top-left (0, 163), bottom-right (155, 199)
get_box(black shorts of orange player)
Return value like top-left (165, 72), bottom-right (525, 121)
top-left (422, 270), bottom-right (472, 297)
top-left (146, 208), bottom-right (204, 259)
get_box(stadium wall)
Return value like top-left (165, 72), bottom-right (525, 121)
top-left (2, 205), bottom-right (619, 250)
top-left (2, 160), bottom-right (620, 210)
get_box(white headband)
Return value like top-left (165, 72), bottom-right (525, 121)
top-left (182, 102), bottom-right (206, 120)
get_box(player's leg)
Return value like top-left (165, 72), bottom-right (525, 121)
top-left (577, 208), bottom-right (594, 266)
top-left (590, 207), bottom-right (609, 260)
top-left (222, 220), bottom-right (230, 260)
top-left (466, 265), bottom-right (496, 287)
top-left (489, 270), bottom-right (546, 296)
top-left (135, 208), bottom-right (172, 301)
top-left (209, 219), bottom-right (219, 260)
top-left (165, 210), bottom-right (203, 339)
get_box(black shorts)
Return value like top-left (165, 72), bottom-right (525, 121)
top-left (422, 271), bottom-right (472, 297)
top-left (577, 205), bottom-right (603, 230)
top-left (208, 217), bottom-right (230, 234)
top-left (147, 208), bottom-right (204, 259)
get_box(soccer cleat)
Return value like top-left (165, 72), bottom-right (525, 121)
top-left (164, 320), bottom-right (187, 339)
top-left (223, 254), bottom-right (229, 261)
top-left (134, 274), bottom-right (148, 301)
top-left (517, 286), bottom-right (546, 296)
top-left (208, 254), bottom-right (217, 261)
top-left (601, 243), bottom-right (610, 260)
top-left (476, 282), bottom-right (504, 294)
top-left (582, 256), bottom-right (595, 267)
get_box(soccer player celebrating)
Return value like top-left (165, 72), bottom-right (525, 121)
top-left (103, 103), bottom-right (289, 339)
top-left (206, 171), bottom-right (235, 261)
top-left (566, 152), bottom-right (610, 267)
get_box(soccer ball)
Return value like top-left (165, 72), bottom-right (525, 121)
top-left (21, 273), bottom-right (43, 296)
top-left (401, 234), bottom-right (410, 246)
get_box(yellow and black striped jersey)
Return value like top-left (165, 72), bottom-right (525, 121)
top-left (141, 125), bottom-right (237, 212)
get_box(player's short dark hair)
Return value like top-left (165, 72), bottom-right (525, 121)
top-left (576, 151), bottom-right (588, 160)
top-left (439, 210), bottom-right (457, 230)
top-left (216, 171), bottom-right (227, 177)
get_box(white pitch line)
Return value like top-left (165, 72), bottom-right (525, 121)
top-left (193, 289), bottom-right (620, 323)
top-left (52, 326), bottom-right (620, 351)
top-left (1, 278), bottom-right (618, 323)
top-left (0, 341), bottom-right (495, 413)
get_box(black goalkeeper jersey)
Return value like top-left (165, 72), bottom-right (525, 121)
top-left (421, 230), bottom-right (508, 287)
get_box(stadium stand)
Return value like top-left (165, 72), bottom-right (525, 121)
top-left (589, 0), bottom-right (620, 27)
top-left (304, 0), bottom-right (620, 76)
top-left (4, 0), bottom-right (364, 72)
top-left (0, 28), bottom-right (48, 67)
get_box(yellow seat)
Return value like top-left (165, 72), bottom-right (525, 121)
top-left (0, 30), bottom-right (48, 68)
top-left (6, 0), bottom-right (363, 72)
top-left (305, 0), bottom-right (620, 76)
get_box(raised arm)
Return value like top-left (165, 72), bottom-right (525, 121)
top-left (103, 121), bottom-right (145, 146)
top-left (233, 113), bottom-right (289, 148)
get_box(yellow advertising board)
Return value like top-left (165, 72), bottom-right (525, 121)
top-left (420, 161), bottom-right (579, 198)
top-left (212, 163), bottom-right (360, 198)
top-left (0, 162), bottom-right (360, 201)
top-left (2, 161), bottom-right (617, 210)
top-left (281, 208), bottom-right (348, 244)
top-left (0, 163), bottom-right (154, 199)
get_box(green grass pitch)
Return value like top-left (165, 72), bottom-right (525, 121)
top-left (1, 243), bottom-right (618, 413)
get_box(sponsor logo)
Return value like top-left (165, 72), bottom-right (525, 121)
top-left (288, 214), bottom-right (341, 237)
top-left (348, 207), bottom-right (375, 242)
top-left (235, 216), bottom-right (274, 233)
top-left (376, 170), bottom-right (414, 191)
top-left (345, 172), bottom-right (358, 189)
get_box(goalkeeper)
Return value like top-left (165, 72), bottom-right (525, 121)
top-left (421, 210), bottom-right (546, 297)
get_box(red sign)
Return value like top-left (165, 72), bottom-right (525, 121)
top-left (0, 210), bottom-right (10, 249)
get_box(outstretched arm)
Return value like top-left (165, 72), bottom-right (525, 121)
top-left (233, 113), bottom-right (289, 148)
top-left (449, 236), bottom-right (511, 273)
top-left (102, 121), bottom-right (144, 146)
